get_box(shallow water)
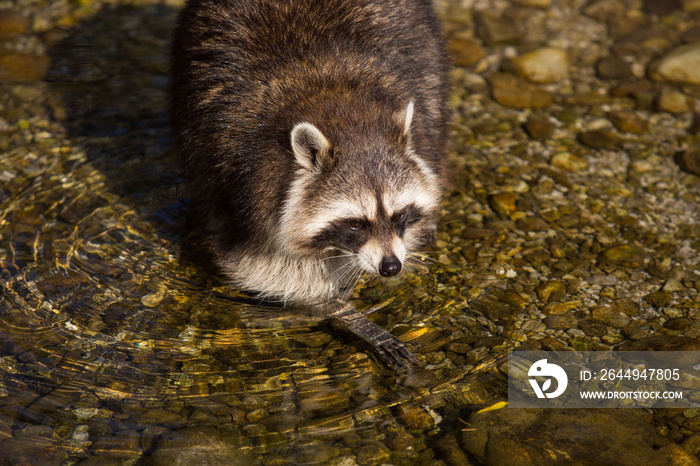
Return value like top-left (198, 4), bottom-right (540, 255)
top-left (0, 1), bottom-right (508, 463)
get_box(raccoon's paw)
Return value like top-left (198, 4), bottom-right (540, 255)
top-left (326, 300), bottom-right (420, 371)
top-left (371, 332), bottom-right (421, 371)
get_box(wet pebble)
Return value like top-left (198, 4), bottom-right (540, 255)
top-left (674, 146), bottom-right (700, 177)
top-left (292, 443), bottom-right (342, 464)
top-left (355, 441), bottom-right (391, 465)
top-left (462, 409), bottom-right (673, 466)
top-left (0, 53), bottom-right (50, 81)
top-left (535, 280), bottom-right (566, 303)
top-left (396, 404), bottom-right (439, 431)
top-left (448, 37), bottom-right (487, 67)
top-left (656, 87), bottom-right (692, 113)
top-left (550, 152), bottom-right (588, 172)
top-left (650, 42), bottom-right (700, 85)
top-left (90, 429), bottom-right (142, 458)
top-left (591, 305), bottom-right (631, 327)
top-left (600, 244), bottom-right (647, 268)
top-left (608, 110), bottom-right (648, 134)
top-left (508, 47), bottom-right (569, 84)
top-left (141, 289), bottom-right (166, 307)
top-left (488, 73), bottom-right (553, 109)
top-left (644, 290), bottom-right (673, 308)
top-left (577, 130), bottom-right (623, 151)
top-left (610, 79), bottom-right (654, 98)
top-left (515, 216), bottom-right (549, 232)
top-left (146, 427), bottom-right (253, 465)
top-left (681, 434), bottom-right (700, 456)
top-left (664, 317), bottom-right (692, 331)
top-left (523, 115), bottom-right (555, 140)
top-left (512, 0), bottom-right (551, 7)
top-left (596, 55), bottom-right (633, 80)
top-left (487, 192), bottom-right (517, 215)
top-left (618, 335), bottom-right (700, 351)
top-left (473, 10), bottom-right (523, 45)
top-left (586, 274), bottom-right (619, 286)
top-left (0, 10), bottom-right (30, 38)
top-left (611, 298), bottom-right (641, 317)
top-left (543, 314), bottom-right (578, 329)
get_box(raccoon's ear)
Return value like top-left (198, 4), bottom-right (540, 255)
top-left (397, 100), bottom-right (414, 136)
top-left (290, 122), bottom-right (332, 171)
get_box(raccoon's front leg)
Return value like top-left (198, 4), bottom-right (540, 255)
top-left (326, 299), bottom-right (420, 370)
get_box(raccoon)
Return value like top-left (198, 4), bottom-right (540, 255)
top-left (170, 0), bottom-right (450, 369)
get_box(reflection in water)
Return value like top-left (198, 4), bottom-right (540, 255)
top-left (0, 1), bottom-right (508, 463)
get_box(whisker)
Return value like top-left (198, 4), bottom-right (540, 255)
top-left (406, 251), bottom-right (435, 264)
top-left (339, 261), bottom-right (364, 286)
top-left (338, 264), bottom-right (357, 284)
top-left (318, 252), bottom-right (357, 263)
top-left (334, 259), bottom-right (357, 273)
top-left (406, 249), bottom-right (438, 256)
top-left (349, 267), bottom-right (365, 291)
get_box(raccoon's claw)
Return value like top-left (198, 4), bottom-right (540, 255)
top-left (327, 300), bottom-right (420, 371)
top-left (371, 332), bottom-right (420, 370)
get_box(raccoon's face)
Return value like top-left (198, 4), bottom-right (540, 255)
top-left (280, 101), bottom-right (442, 280)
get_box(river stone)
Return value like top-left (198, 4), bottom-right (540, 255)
top-left (488, 192), bottom-right (518, 215)
top-left (448, 37), bottom-right (487, 67)
top-left (664, 317), bottom-right (692, 331)
top-left (599, 244), bottom-right (647, 268)
top-left (618, 335), bottom-right (700, 352)
top-left (643, 290), bottom-right (673, 308)
top-left (675, 147), bottom-right (700, 177)
top-left (608, 110), bottom-right (648, 133)
top-left (462, 409), bottom-right (671, 466)
top-left (488, 73), bottom-right (553, 109)
top-left (512, 0), bottom-right (551, 7)
top-left (611, 298), bottom-right (641, 317)
top-left (90, 429), bottom-right (142, 458)
top-left (473, 10), bottom-right (523, 45)
top-left (144, 426), bottom-right (253, 466)
top-left (689, 113), bottom-right (700, 134)
top-left (591, 305), bottom-right (630, 327)
top-left (656, 87), bottom-right (692, 113)
top-left (0, 53), bottom-right (50, 81)
top-left (515, 215), bottom-right (549, 231)
top-left (543, 314), bottom-right (578, 329)
top-left (355, 441), bottom-right (391, 465)
top-left (508, 47), bottom-right (569, 84)
top-left (650, 42), bottom-right (700, 85)
top-left (577, 130), bottom-right (623, 150)
top-left (610, 79), bottom-right (654, 97)
top-left (682, 434), bottom-right (700, 455)
top-left (542, 300), bottom-right (580, 315)
top-left (0, 10), bottom-right (30, 39)
top-left (550, 152), bottom-right (588, 172)
top-left (536, 280), bottom-right (566, 303)
top-left (0, 437), bottom-right (68, 465)
top-left (523, 115), bottom-right (555, 140)
top-left (643, 0), bottom-right (681, 14)
top-left (396, 403), bottom-right (439, 431)
top-left (683, 0), bottom-right (700, 12)
top-left (596, 55), bottom-right (633, 79)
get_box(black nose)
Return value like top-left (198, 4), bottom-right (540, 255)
top-left (379, 256), bottom-right (402, 277)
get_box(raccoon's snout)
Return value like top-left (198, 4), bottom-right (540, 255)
top-left (379, 256), bottom-right (402, 277)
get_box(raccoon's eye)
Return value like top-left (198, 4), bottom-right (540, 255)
top-left (347, 219), bottom-right (365, 230)
top-left (391, 212), bottom-right (406, 224)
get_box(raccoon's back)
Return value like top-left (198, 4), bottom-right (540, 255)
top-left (170, 0), bottom-right (449, 249)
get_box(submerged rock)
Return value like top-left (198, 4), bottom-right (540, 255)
top-left (650, 42), bottom-right (700, 85)
top-left (508, 47), bottom-right (569, 84)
